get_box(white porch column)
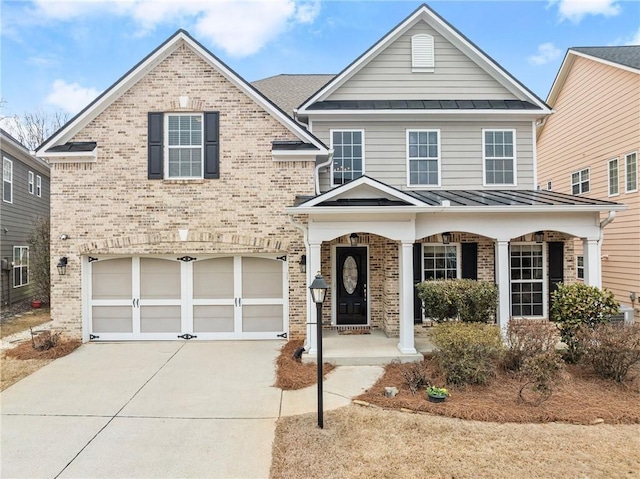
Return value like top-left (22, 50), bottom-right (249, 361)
top-left (583, 238), bottom-right (601, 288)
top-left (495, 240), bottom-right (511, 333)
top-left (306, 242), bottom-right (322, 355)
top-left (398, 241), bottom-right (417, 354)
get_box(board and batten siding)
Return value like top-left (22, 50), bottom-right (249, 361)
top-left (326, 22), bottom-right (518, 101)
top-left (314, 120), bottom-right (534, 191)
top-left (537, 55), bottom-right (640, 315)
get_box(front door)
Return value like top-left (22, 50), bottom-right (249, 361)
top-left (336, 247), bottom-right (367, 325)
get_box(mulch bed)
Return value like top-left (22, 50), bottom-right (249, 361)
top-left (5, 335), bottom-right (81, 360)
top-left (355, 357), bottom-right (640, 425)
top-left (274, 340), bottom-right (336, 390)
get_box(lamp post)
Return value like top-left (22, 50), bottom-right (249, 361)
top-left (309, 272), bottom-right (328, 429)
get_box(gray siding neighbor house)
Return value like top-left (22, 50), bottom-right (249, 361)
top-left (1, 128), bottom-right (51, 306)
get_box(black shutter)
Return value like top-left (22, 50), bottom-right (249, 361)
top-left (548, 242), bottom-right (564, 307)
top-left (203, 111), bottom-right (219, 179)
top-left (148, 112), bottom-right (163, 179)
top-left (461, 243), bottom-right (478, 280)
top-left (413, 243), bottom-right (423, 323)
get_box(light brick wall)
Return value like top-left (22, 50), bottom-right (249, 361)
top-left (50, 43), bottom-right (313, 338)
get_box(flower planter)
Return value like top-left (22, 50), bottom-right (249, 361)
top-left (31, 300), bottom-right (42, 309)
top-left (427, 393), bottom-right (447, 403)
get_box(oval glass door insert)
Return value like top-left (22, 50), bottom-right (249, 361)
top-left (343, 256), bottom-right (358, 294)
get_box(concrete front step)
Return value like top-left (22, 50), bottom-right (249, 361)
top-left (303, 351), bottom-right (424, 366)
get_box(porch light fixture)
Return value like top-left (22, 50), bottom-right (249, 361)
top-left (299, 255), bottom-right (307, 274)
top-left (57, 257), bottom-right (68, 275)
top-left (309, 272), bottom-right (328, 429)
top-left (534, 231), bottom-right (544, 243)
top-left (349, 233), bottom-right (359, 247)
top-left (441, 232), bottom-right (452, 245)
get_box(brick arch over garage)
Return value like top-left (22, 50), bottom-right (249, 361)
top-left (77, 231), bottom-right (290, 255)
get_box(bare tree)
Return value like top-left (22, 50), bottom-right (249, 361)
top-left (5, 108), bottom-right (70, 151)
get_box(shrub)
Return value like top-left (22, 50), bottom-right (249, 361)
top-left (549, 283), bottom-right (619, 363)
top-left (27, 217), bottom-right (50, 303)
top-left (417, 279), bottom-right (498, 323)
top-left (431, 322), bottom-right (505, 386)
top-left (503, 319), bottom-right (560, 372)
top-left (30, 328), bottom-right (60, 351)
top-left (518, 350), bottom-right (562, 405)
top-left (579, 323), bottom-right (640, 382)
top-left (397, 360), bottom-right (431, 395)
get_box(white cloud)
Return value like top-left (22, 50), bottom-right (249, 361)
top-left (45, 79), bottom-right (101, 114)
top-left (551, 0), bottom-right (621, 24)
top-left (31, 0), bottom-right (321, 57)
top-left (614, 27), bottom-right (640, 46)
top-left (528, 43), bottom-right (562, 66)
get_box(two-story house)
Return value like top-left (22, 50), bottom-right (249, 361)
top-left (538, 46), bottom-right (639, 322)
top-left (37, 4), bottom-right (623, 358)
top-left (1, 128), bottom-right (51, 306)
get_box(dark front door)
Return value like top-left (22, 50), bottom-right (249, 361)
top-left (336, 247), bottom-right (367, 325)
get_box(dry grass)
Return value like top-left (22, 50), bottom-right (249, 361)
top-left (274, 340), bottom-right (336, 390)
top-left (356, 357), bottom-right (640, 424)
top-left (0, 308), bottom-right (51, 338)
top-left (270, 406), bottom-right (640, 479)
top-left (0, 355), bottom-right (52, 391)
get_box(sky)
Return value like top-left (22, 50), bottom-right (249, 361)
top-left (1, 0), bottom-right (639, 121)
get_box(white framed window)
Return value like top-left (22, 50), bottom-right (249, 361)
top-left (36, 175), bottom-right (42, 197)
top-left (547, 181), bottom-right (552, 190)
top-left (331, 130), bottom-right (364, 186)
top-left (608, 158), bottom-right (619, 196)
top-left (165, 113), bottom-right (203, 179)
top-left (571, 167), bottom-right (589, 195)
top-left (483, 129), bottom-right (516, 186)
top-left (576, 255), bottom-right (584, 280)
top-left (3, 157), bottom-right (12, 203)
top-left (13, 246), bottom-right (29, 288)
top-left (407, 129), bottom-right (440, 186)
top-left (510, 243), bottom-right (545, 317)
top-left (28, 171), bottom-right (34, 194)
top-left (411, 34), bottom-right (434, 72)
top-left (422, 243), bottom-right (460, 280)
top-left (626, 151), bottom-right (638, 193)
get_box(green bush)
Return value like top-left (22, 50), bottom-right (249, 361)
top-left (549, 283), bottom-right (619, 363)
top-left (579, 323), bottom-right (640, 382)
top-left (431, 322), bottom-right (505, 386)
top-left (417, 279), bottom-right (498, 323)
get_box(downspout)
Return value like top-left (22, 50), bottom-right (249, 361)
top-left (288, 215), bottom-right (311, 351)
top-left (599, 210), bottom-right (616, 235)
top-left (314, 150), bottom-right (334, 196)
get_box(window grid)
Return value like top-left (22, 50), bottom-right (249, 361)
top-left (407, 130), bottom-right (439, 186)
top-left (13, 246), bottom-right (29, 288)
top-left (331, 130), bottom-right (363, 186)
top-left (576, 255), bottom-right (584, 280)
top-left (483, 130), bottom-right (515, 185)
top-left (422, 244), bottom-right (458, 281)
top-left (28, 171), bottom-right (34, 194)
top-left (608, 158), bottom-right (619, 196)
top-left (3, 157), bottom-right (12, 203)
top-left (626, 152), bottom-right (638, 193)
top-left (571, 168), bottom-right (589, 195)
top-left (36, 175), bottom-right (42, 197)
top-left (166, 114), bottom-right (203, 178)
top-left (510, 244), bottom-right (544, 317)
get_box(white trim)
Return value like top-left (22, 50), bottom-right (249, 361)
top-left (302, 109), bottom-right (545, 118)
top-left (531, 121), bottom-right (538, 187)
top-left (625, 151), bottom-right (638, 194)
top-left (576, 254), bottom-right (584, 281)
top-left (164, 112), bottom-right (204, 180)
top-left (43, 149), bottom-right (97, 164)
top-left (406, 129), bottom-right (441, 187)
top-left (28, 171), bottom-right (34, 194)
top-left (509, 242), bottom-right (547, 319)
top-left (482, 128), bottom-right (517, 187)
top-left (2, 157), bottom-right (13, 204)
top-left (332, 244), bottom-right (370, 327)
top-left (607, 157), bottom-right (619, 197)
top-left (12, 245), bottom-right (29, 288)
top-left (569, 50), bottom-right (640, 75)
top-left (571, 167), bottom-right (590, 195)
top-left (330, 129), bottom-right (365, 188)
top-left (271, 150), bottom-right (319, 161)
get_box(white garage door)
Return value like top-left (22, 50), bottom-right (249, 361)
top-left (88, 255), bottom-right (288, 340)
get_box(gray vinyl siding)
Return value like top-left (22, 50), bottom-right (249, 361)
top-left (314, 121), bottom-right (534, 192)
top-left (1, 147), bottom-right (50, 306)
top-left (327, 22), bottom-right (518, 101)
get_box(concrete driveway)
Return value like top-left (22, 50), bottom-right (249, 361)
top-left (1, 341), bottom-right (383, 479)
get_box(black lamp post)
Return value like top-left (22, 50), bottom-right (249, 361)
top-left (309, 272), bottom-right (328, 429)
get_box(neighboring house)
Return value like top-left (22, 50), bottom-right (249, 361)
top-left (1, 128), bottom-right (51, 306)
top-left (537, 46), bottom-right (640, 321)
top-left (37, 4), bottom-right (623, 358)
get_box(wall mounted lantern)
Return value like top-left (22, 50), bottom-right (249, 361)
top-left (534, 231), bottom-right (544, 243)
top-left (299, 255), bottom-right (307, 274)
top-left (57, 257), bottom-right (68, 275)
top-left (349, 233), bottom-right (359, 247)
top-left (441, 232), bottom-right (452, 245)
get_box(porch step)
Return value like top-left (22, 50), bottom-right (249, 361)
top-left (304, 351), bottom-right (424, 366)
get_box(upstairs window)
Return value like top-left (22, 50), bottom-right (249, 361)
top-left (3, 157), bottom-right (12, 203)
top-left (626, 152), bottom-right (638, 193)
top-left (28, 171), bottom-right (34, 194)
top-left (483, 129), bottom-right (516, 185)
top-left (331, 130), bottom-right (364, 186)
top-left (412, 34), bottom-right (434, 72)
top-left (167, 114), bottom-right (203, 178)
top-left (608, 158), bottom-right (619, 196)
top-left (407, 130), bottom-right (440, 186)
top-left (13, 246), bottom-right (28, 288)
top-left (571, 168), bottom-right (589, 195)
top-left (36, 175), bottom-right (42, 197)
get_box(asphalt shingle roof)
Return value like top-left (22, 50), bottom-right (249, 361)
top-left (571, 46), bottom-right (640, 70)
top-left (251, 74), bottom-right (335, 117)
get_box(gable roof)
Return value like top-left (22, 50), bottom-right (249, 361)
top-left (1, 128), bottom-right (50, 174)
top-left (252, 74), bottom-right (335, 117)
top-left (298, 3), bottom-right (551, 114)
top-left (37, 30), bottom-right (328, 155)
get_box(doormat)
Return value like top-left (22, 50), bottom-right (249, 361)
top-left (336, 326), bottom-right (371, 335)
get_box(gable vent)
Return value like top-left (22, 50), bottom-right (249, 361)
top-left (412, 34), bottom-right (434, 72)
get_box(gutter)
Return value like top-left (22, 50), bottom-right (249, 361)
top-left (314, 150), bottom-right (334, 195)
top-left (599, 210), bottom-right (616, 241)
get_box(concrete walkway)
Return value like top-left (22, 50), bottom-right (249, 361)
top-left (0, 341), bottom-right (383, 479)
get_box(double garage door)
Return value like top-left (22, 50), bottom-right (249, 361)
top-left (89, 255), bottom-right (287, 340)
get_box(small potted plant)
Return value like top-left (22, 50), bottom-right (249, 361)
top-left (426, 385), bottom-right (449, 403)
top-left (31, 297), bottom-right (42, 309)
